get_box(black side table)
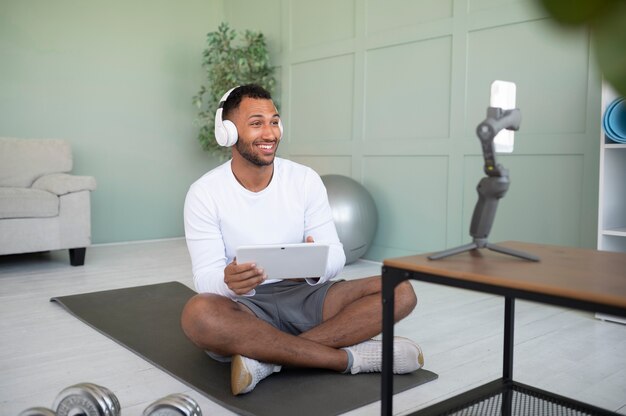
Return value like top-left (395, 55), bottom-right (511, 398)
top-left (381, 241), bottom-right (626, 416)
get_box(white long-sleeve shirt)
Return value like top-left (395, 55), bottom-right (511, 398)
top-left (184, 157), bottom-right (345, 298)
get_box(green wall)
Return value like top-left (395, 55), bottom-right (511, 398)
top-left (1, 0), bottom-right (601, 259)
top-left (0, 0), bottom-right (223, 243)
top-left (227, 0), bottom-right (601, 260)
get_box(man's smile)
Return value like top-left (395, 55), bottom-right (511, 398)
top-left (256, 141), bottom-right (277, 154)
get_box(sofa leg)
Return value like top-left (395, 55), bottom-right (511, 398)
top-left (69, 248), bottom-right (86, 266)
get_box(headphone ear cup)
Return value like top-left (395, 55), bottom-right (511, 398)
top-left (215, 122), bottom-right (228, 147)
top-left (214, 108), bottom-right (228, 147)
top-left (223, 120), bottom-right (238, 146)
top-left (214, 107), bottom-right (238, 147)
top-left (278, 119), bottom-right (284, 139)
top-left (214, 86), bottom-right (240, 147)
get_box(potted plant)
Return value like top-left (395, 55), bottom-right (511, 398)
top-left (193, 22), bottom-right (278, 160)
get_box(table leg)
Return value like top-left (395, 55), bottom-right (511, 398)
top-left (381, 267), bottom-right (398, 416)
top-left (503, 296), bottom-right (515, 381)
top-left (501, 388), bottom-right (513, 416)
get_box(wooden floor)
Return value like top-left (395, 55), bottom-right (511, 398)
top-left (1, 239), bottom-right (625, 415)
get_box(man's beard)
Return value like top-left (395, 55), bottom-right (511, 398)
top-left (235, 140), bottom-right (277, 166)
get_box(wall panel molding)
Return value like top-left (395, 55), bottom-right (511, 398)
top-left (246, 0), bottom-right (601, 259)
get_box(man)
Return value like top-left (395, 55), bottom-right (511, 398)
top-left (181, 84), bottom-right (423, 395)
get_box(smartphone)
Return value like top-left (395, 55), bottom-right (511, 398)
top-left (490, 80), bottom-right (516, 153)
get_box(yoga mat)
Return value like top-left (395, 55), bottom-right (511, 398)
top-left (603, 97), bottom-right (626, 143)
top-left (51, 282), bottom-right (438, 416)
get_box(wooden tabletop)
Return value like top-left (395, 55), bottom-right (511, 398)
top-left (383, 241), bottom-right (626, 310)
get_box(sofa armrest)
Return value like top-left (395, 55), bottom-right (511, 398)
top-left (31, 173), bottom-right (97, 196)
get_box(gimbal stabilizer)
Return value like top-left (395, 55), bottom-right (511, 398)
top-left (428, 107), bottom-right (539, 261)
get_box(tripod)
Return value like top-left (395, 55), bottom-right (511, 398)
top-left (428, 107), bottom-right (539, 262)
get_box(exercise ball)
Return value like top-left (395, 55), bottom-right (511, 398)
top-left (321, 175), bottom-right (378, 264)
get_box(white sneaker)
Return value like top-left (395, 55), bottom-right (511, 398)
top-left (231, 355), bottom-right (282, 395)
top-left (344, 336), bottom-right (424, 375)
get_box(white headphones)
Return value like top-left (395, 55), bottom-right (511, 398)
top-left (214, 86), bottom-right (283, 147)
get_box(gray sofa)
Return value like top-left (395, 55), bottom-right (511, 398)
top-left (0, 138), bottom-right (97, 265)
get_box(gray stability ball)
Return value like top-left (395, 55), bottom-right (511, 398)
top-left (321, 174), bottom-right (378, 264)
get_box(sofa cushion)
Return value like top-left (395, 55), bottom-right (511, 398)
top-left (0, 188), bottom-right (59, 219)
top-left (32, 173), bottom-right (97, 196)
top-left (0, 138), bottom-right (72, 188)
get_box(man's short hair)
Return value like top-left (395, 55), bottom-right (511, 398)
top-left (222, 84), bottom-right (273, 119)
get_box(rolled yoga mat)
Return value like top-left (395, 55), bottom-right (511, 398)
top-left (603, 97), bottom-right (626, 143)
top-left (51, 282), bottom-right (438, 416)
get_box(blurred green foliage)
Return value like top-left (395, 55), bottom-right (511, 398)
top-left (538, 0), bottom-right (626, 96)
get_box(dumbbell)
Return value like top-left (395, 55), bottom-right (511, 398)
top-left (142, 393), bottom-right (202, 416)
top-left (18, 384), bottom-right (201, 416)
top-left (17, 407), bottom-right (56, 416)
top-left (53, 382), bottom-right (121, 416)
top-left (18, 383), bottom-right (120, 416)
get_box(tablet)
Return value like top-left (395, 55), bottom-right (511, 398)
top-left (236, 243), bottom-right (329, 280)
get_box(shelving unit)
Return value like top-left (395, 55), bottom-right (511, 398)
top-left (597, 83), bottom-right (626, 324)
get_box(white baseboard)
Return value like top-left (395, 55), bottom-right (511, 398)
top-left (92, 236), bottom-right (185, 247)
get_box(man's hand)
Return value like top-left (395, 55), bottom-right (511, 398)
top-left (224, 258), bottom-right (267, 295)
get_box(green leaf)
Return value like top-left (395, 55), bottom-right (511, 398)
top-left (537, 0), bottom-right (615, 25)
top-left (592, 1), bottom-right (626, 96)
top-left (537, 0), bottom-right (625, 96)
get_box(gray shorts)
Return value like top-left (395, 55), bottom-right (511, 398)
top-left (236, 279), bottom-right (337, 335)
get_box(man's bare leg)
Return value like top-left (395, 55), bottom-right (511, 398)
top-left (181, 276), bottom-right (415, 365)
top-left (300, 276), bottom-right (416, 347)
top-left (181, 293), bottom-right (348, 371)
top-left (180, 276), bottom-right (419, 394)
